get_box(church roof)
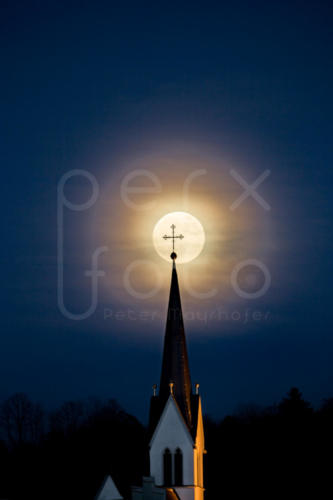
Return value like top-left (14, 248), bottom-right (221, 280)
top-left (149, 259), bottom-right (197, 437)
top-left (165, 489), bottom-right (181, 500)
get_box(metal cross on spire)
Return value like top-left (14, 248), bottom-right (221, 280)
top-left (163, 224), bottom-right (184, 260)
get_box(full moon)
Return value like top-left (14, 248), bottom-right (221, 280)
top-left (153, 211), bottom-right (205, 263)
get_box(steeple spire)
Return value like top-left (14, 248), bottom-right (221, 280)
top-left (158, 255), bottom-right (193, 428)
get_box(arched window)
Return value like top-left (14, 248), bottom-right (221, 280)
top-left (174, 448), bottom-right (183, 485)
top-left (163, 448), bottom-right (172, 486)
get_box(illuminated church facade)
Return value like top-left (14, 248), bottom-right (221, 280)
top-left (96, 254), bottom-right (205, 500)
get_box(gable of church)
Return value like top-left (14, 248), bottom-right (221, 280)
top-left (150, 395), bottom-right (194, 450)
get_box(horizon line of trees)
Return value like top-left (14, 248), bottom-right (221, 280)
top-left (2, 387), bottom-right (333, 446)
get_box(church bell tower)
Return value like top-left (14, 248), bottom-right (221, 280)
top-left (133, 228), bottom-right (205, 500)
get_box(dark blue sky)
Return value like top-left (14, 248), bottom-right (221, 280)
top-left (1, 1), bottom-right (333, 422)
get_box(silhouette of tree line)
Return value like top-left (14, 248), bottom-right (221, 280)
top-left (0, 395), bottom-right (145, 500)
top-left (0, 388), bottom-right (332, 499)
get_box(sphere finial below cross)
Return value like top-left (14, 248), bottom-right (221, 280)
top-left (170, 251), bottom-right (177, 260)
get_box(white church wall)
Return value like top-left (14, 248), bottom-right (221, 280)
top-left (150, 397), bottom-right (194, 486)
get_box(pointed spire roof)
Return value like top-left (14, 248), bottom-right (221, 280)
top-left (95, 475), bottom-right (123, 500)
top-left (158, 257), bottom-right (193, 428)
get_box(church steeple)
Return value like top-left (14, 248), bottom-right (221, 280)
top-left (159, 255), bottom-right (192, 428)
top-left (145, 231), bottom-right (205, 500)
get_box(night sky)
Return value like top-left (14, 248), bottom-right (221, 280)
top-left (1, 1), bottom-right (333, 423)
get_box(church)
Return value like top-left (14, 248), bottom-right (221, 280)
top-left (96, 249), bottom-right (205, 500)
